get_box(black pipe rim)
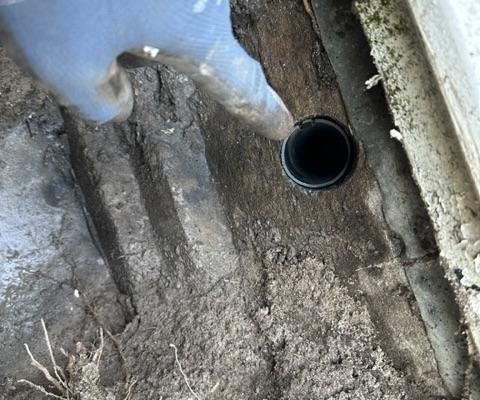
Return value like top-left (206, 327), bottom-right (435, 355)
top-left (281, 116), bottom-right (356, 190)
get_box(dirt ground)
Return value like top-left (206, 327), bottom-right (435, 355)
top-left (0, 0), bottom-right (470, 399)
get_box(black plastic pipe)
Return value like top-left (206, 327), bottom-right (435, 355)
top-left (281, 117), bottom-right (356, 190)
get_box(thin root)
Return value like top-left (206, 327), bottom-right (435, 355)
top-left (170, 343), bottom-right (202, 400)
top-left (92, 328), bottom-right (104, 366)
top-left (17, 379), bottom-right (67, 400)
top-left (41, 319), bottom-right (69, 389)
top-left (123, 378), bottom-right (138, 400)
top-left (24, 343), bottom-right (65, 393)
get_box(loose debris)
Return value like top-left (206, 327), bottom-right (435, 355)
top-left (390, 129), bottom-right (403, 142)
top-left (18, 319), bottom-right (75, 400)
top-left (365, 73), bottom-right (382, 89)
top-left (18, 319), bottom-right (117, 400)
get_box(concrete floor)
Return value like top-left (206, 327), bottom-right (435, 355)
top-left (0, 48), bottom-right (127, 399)
top-left (0, 1), bottom-right (470, 399)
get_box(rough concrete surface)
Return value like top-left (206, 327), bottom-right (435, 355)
top-left (0, 0), bottom-right (473, 399)
top-left (0, 48), bottom-right (126, 399)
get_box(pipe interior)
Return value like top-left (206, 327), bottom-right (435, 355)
top-left (282, 118), bottom-right (354, 189)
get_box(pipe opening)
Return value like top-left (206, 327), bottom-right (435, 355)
top-left (281, 117), bottom-right (356, 189)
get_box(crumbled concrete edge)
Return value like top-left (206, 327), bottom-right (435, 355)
top-left (355, 0), bottom-right (480, 376)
